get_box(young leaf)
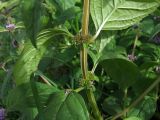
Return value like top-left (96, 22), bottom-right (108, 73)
top-left (90, 0), bottom-right (159, 38)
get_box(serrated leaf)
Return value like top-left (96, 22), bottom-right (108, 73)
top-left (13, 28), bottom-right (73, 85)
top-left (90, 0), bottom-right (159, 37)
top-left (13, 40), bottom-right (47, 85)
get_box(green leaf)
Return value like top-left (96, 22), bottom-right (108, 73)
top-left (0, 0), bottom-right (19, 11)
top-left (30, 76), bottom-right (45, 120)
top-left (90, 0), bottom-right (159, 38)
top-left (56, 7), bottom-right (81, 25)
top-left (0, 69), bottom-right (12, 99)
top-left (34, 70), bottom-right (58, 87)
top-left (150, 23), bottom-right (160, 40)
top-left (124, 117), bottom-right (142, 120)
top-left (102, 96), bottom-right (123, 115)
top-left (96, 31), bottom-right (116, 53)
top-left (20, 0), bottom-right (43, 47)
top-left (89, 32), bottom-right (126, 71)
top-left (132, 77), bottom-right (156, 95)
top-left (99, 46), bottom-right (127, 61)
top-left (55, 0), bottom-right (76, 10)
top-left (0, 26), bottom-right (8, 33)
top-left (13, 28), bottom-right (72, 85)
top-left (101, 58), bottom-right (141, 89)
top-left (6, 82), bottom-right (59, 110)
top-left (52, 46), bottom-right (78, 68)
top-left (139, 19), bottom-right (155, 37)
top-left (19, 108), bottom-right (38, 120)
top-left (38, 92), bottom-right (89, 120)
top-left (13, 40), bottom-right (47, 85)
top-left (140, 61), bottom-right (160, 71)
top-left (128, 96), bottom-right (157, 120)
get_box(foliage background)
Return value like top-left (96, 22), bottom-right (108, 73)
top-left (0, 0), bottom-right (160, 120)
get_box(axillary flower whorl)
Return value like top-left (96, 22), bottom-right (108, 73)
top-left (74, 33), bottom-right (92, 44)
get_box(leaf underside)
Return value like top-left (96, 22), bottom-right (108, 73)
top-left (91, 0), bottom-right (159, 30)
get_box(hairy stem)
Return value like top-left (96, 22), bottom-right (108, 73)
top-left (81, 0), bottom-right (103, 120)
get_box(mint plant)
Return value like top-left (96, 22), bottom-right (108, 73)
top-left (0, 0), bottom-right (160, 120)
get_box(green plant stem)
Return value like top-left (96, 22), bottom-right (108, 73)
top-left (87, 89), bottom-right (103, 120)
top-left (131, 34), bottom-right (139, 56)
top-left (82, 0), bottom-right (90, 38)
top-left (81, 0), bottom-right (89, 79)
top-left (81, 0), bottom-right (103, 120)
top-left (80, 44), bottom-right (88, 79)
top-left (112, 76), bottom-right (160, 120)
top-left (123, 88), bottom-right (128, 117)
